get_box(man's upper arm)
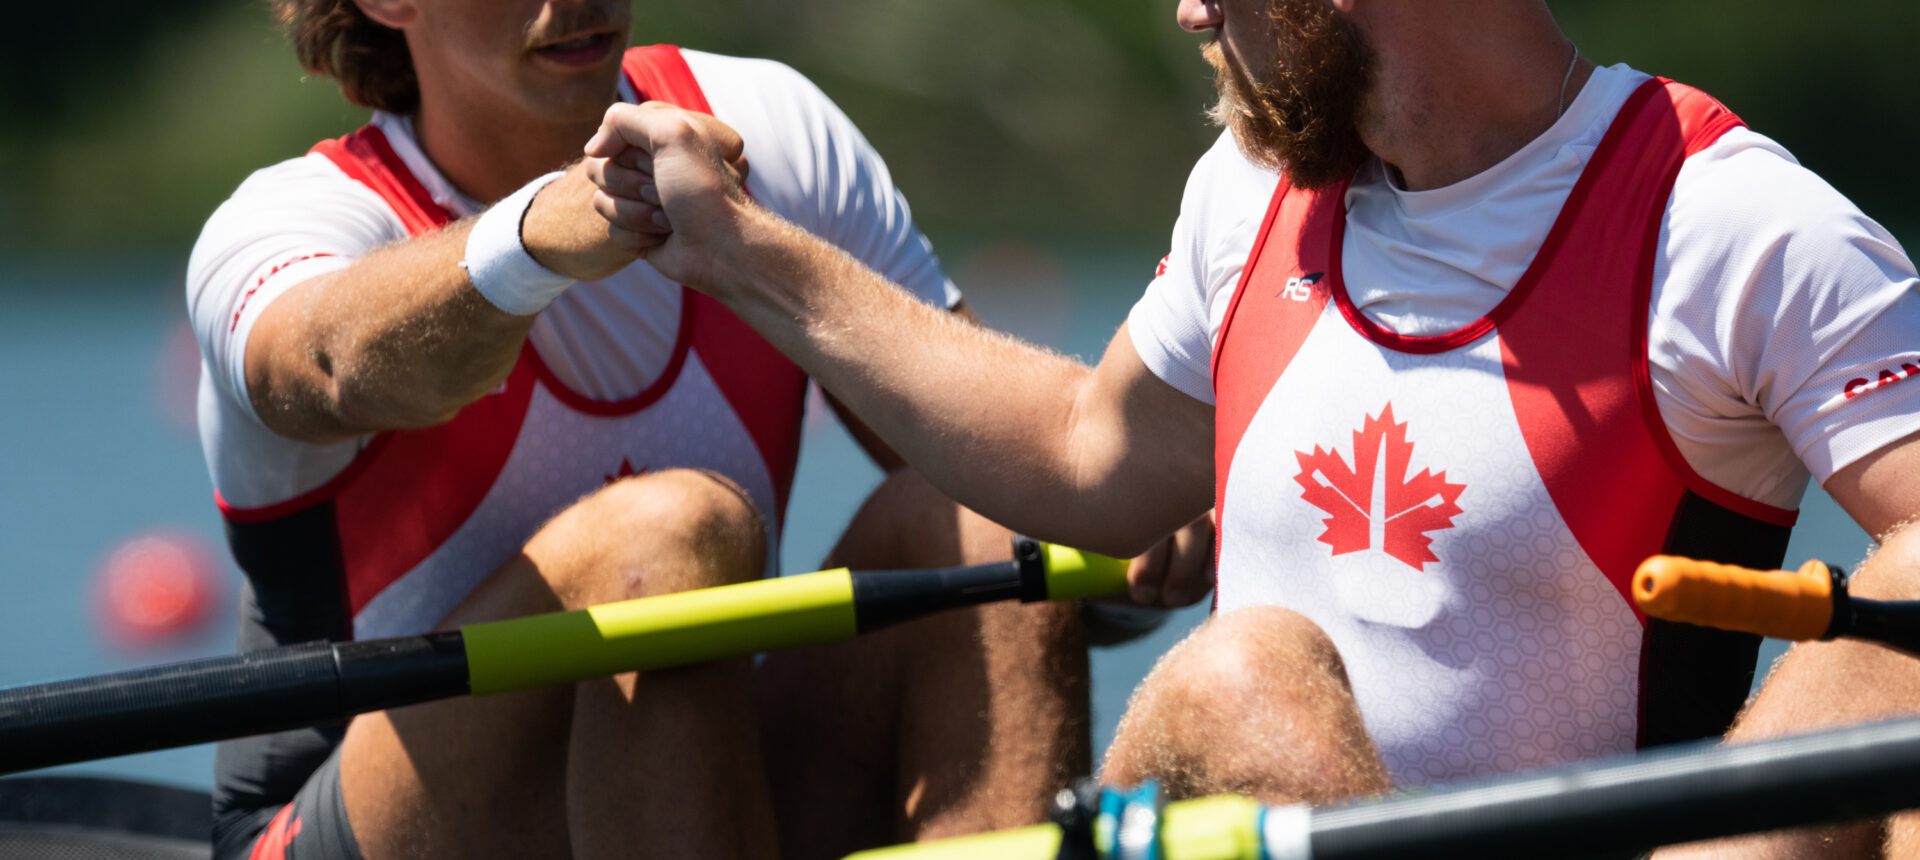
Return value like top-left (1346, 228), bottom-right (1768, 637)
top-left (1065, 321), bottom-right (1215, 548)
top-left (1824, 431), bottom-right (1920, 540)
top-left (186, 157), bottom-right (396, 432)
top-left (1666, 130), bottom-right (1920, 530)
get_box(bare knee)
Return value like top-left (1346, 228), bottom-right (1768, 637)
top-left (533, 468), bottom-right (767, 608)
top-left (1847, 520), bottom-right (1920, 601)
top-left (1103, 605), bottom-right (1388, 803)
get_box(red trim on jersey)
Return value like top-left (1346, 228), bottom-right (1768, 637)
top-left (527, 296), bottom-right (698, 416)
top-left (1325, 81), bottom-right (1665, 356)
top-left (623, 44), bottom-right (806, 519)
top-left (216, 433), bottom-right (395, 524)
top-left (1500, 79), bottom-right (1795, 620)
top-left (1210, 178), bottom-right (1311, 459)
top-left (687, 291), bottom-right (809, 516)
top-left (1210, 177), bottom-right (1293, 387)
top-left (1628, 87), bottom-right (1797, 528)
top-left (310, 126), bottom-right (457, 233)
top-left (232, 253), bottom-right (337, 333)
top-left (624, 45), bottom-right (714, 112)
top-left (1209, 177), bottom-right (1336, 608)
top-left (1495, 78), bottom-right (1684, 615)
top-left (331, 354), bottom-right (539, 614)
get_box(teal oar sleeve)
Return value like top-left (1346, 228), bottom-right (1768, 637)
top-left (462, 569), bottom-right (860, 696)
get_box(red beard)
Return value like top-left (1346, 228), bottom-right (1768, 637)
top-left (1203, 0), bottom-right (1372, 190)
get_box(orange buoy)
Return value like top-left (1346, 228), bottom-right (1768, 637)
top-left (95, 531), bottom-right (219, 649)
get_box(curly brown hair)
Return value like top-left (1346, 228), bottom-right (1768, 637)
top-left (272, 0), bottom-right (418, 114)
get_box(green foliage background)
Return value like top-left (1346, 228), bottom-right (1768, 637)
top-left (1, 0), bottom-right (1914, 259)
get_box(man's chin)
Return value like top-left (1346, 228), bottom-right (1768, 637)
top-left (1211, 88), bottom-right (1370, 190)
top-left (517, 70), bottom-right (624, 125)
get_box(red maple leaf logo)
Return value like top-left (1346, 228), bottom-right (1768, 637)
top-left (246, 805), bottom-right (302, 860)
top-left (1293, 404), bottom-right (1465, 570)
top-left (605, 458), bottom-right (646, 486)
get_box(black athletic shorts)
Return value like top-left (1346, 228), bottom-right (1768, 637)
top-left (215, 748), bottom-right (364, 860)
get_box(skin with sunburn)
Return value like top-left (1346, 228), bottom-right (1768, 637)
top-left (586, 0), bottom-right (1920, 853)
top-left (216, 1), bottom-right (1214, 859)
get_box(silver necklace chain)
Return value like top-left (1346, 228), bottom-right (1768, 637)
top-left (1557, 45), bottom-right (1580, 120)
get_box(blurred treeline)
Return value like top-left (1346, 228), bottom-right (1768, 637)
top-left (1, 0), bottom-right (1914, 260)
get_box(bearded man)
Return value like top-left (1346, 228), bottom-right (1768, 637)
top-left (184, 1), bottom-right (1218, 859)
top-left (584, 0), bottom-right (1920, 854)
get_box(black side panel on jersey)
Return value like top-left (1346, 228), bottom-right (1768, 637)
top-left (212, 503), bottom-right (353, 853)
top-left (1637, 490), bottom-right (1793, 749)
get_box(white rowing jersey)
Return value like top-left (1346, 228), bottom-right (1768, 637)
top-left (1129, 66), bottom-right (1920, 786)
top-left (186, 45), bottom-right (957, 822)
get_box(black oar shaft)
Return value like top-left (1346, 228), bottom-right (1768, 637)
top-left (1310, 717), bottom-right (1920, 860)
top-left (0, 633), bottom-right (467, 774)
top-left (1832, 597), bottom-right (1920, 660)
top-left (851, 540), bottom-right (1047, 632)
top-left (0, 539), bottom-right (1126, 775)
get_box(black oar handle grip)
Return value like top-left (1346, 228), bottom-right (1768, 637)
top-left (0, 632), bottom-right (469, 775)
top-left (1014, 535), bottom-right (1050, 602)
top-left (0, 643), bottom-right (340, 774)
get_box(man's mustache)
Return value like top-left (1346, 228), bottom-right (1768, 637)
top-left (523, 4), bottom-right (627, 47)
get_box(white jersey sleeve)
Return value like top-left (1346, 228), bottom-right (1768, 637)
top-left (688, 51), bottom-right (960, 310)
top-left (186, 155), bottom-right (404, 506)
top-left (1126, 131), bottom-right (1281, 405)
top-left (185, 154), bottom-right (403, 425)
top-left (1654, 127), bottom-right (1920, 488)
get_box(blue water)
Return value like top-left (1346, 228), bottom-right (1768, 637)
top-left (0, 250), bottom-right (1874, 790)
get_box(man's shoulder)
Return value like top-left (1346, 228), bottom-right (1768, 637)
top-left (226, 150), bottom-right (358, 200)
top-left (1671, 128), bottom-right (1888, 263)
top-left (190, 148), bottom-right (406, 274)
top-left (1191, 130), bottom-right (1277, 185)
top-left (1178, 132), bottom-right (1283, 245)
top-left (650, 47), bottom-right (819, 106)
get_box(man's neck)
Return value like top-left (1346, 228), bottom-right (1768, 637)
top-left (412, 91), bottom-right (609, 205)
top-left (1357, 4), bottom-right (1592, 192)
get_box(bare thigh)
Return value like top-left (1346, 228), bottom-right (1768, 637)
top-left (759, 470), bottom-right (1090, 859)
top-left (337, 469), bottom-right (771, 860)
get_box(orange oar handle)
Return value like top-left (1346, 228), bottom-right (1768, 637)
top-left (1633, 556), bottom-right (1837, 641)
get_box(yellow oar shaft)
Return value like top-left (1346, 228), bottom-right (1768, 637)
top-left (461, 539), bottom-right (1129, 696)
top-left (463, 569), bottom-right (859, 695)
top-left (0, 539), bottom-right (1127, 774)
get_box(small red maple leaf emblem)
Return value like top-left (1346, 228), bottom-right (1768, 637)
top-left (1293, 403), bottom-right (1465, 571)
top-left (246, 805), bottom-right (301, 860)
top-left (605, 458), bottom-right (646, 486)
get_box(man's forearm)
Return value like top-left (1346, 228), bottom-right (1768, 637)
top-left (248, 168), bottom-right (640, 444)
top-left (583, 104), bottom-right (1212, 551)
top-left (247, 221), bottom-right (535, 442)
top-left (690, 207), bottom-right (1202, 555)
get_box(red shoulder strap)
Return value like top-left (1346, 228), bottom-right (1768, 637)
top-left (622, 45), bottom-right (715, 115)
top-left (1662, 78), bottom-right (1745, 157)
top-left (309, 125), bottom-right (457, 237)
top-left (622, 44), bottom-right (810, 520)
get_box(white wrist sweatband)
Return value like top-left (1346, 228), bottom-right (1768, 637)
top-left (459, 170), bottom-right (573, 316)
